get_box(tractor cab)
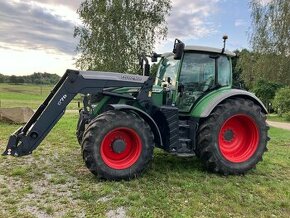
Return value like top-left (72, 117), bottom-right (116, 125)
top-left (153, 42), bottom-right (236, 113)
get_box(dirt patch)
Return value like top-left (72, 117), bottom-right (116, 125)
top-left (267, 121), bottom-right (290, 131)
top-left (106, 207), bottom-right (127, 218)
top-left (98, 195), bottom-right (113, 203)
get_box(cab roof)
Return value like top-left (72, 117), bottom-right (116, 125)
top-left (161, 46), bottom-right (236, 58)
top-left (184, 45), bottom-right (236, 57)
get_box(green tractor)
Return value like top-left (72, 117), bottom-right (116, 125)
top-left (3, 37), bottom-right (269, 180)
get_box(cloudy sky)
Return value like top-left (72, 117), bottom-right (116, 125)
top-left (0, 0), bottom-right (258, 75)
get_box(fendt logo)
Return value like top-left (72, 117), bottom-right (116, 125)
top-left (58, 94), bottom-right (67, 106)
top-left (121, 75), bottom-right (142, 82)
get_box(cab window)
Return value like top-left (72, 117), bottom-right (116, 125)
top-left (179, 53), bottom-right (215, 92)
top-left (155, 55), bottom-right (180, 88)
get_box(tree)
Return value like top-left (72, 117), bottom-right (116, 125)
top-left (252, 80), bottom-right (283, 110)
top-left (9, 75), bottom-right (18, 84)
top-left (232, 50), bottom-right (245, 88)
top-left (272, 86), bottom-right (290, 115)
top-left (250, 0), bottom-right (290, 85)
top-left (150, 62), bottom-right (160, 78)
top-left (235, 49), bottom-right (257, 89)
top-left (74, 0), bottom-right (171, 73)
top-left (0, 74), bottom-right (4, 83)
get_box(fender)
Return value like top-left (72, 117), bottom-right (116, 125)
top-left (108, 104), bottom-right (163, 147)
top-left (192, 88), bottom-right (268, 118)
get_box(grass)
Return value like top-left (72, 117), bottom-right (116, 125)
top-left (0, 113), bottom-right (290, 217)
top-left (0, 83), bottom-right (80, 110)
top-left (267, 114), bottom-right (290, 123)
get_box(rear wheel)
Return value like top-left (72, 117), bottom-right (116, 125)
top-left (82, 110), bottom-right (154, 180)
top-left (196, 98), bottom-right (269, 175)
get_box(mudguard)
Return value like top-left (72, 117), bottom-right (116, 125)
top-left (192, 89), bottom-right (268, 118)
top-left (108, 104), bottom-right (163, 147)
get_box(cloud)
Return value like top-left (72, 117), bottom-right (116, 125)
top-left (167, 0), bottom-right (220, 40)
top-left (0, 1), bottom-right (78, 55)
top-left (29, 0), bottom-right (83, 11)
top-left (234, 19), bottom-right (248, 27)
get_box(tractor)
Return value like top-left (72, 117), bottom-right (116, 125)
top-left (3, 37), bottom-right (269, 180)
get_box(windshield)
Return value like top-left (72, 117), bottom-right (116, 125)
top-left (155, 55), bottom-right (180, 86)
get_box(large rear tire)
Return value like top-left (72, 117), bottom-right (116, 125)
top-left (196, 98), bottom-right (269, 175)
top-left (82, 110), bottom-right (154, 180)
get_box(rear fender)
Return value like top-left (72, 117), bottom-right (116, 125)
top-left (192, 89), bottom-right (268, 118)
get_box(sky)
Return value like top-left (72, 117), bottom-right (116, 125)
top-left (0, 0), bottom-right (263, 76)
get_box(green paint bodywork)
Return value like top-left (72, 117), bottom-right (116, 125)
top-left (151, 85), bottom-right (163, 106)
top-left (189, 86), bottom-right (231, 117)
top-left (91, 87), bottom-right (142, 116)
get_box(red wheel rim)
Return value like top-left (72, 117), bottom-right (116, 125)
top-left (218, 114), bottom-right (259, 163)
top-left (100, 127), bottom-right (142, 169)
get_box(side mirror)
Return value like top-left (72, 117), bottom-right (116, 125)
top-left (173, 39), bottom-right (185, 60)
top-left (151, 52), bottom-right (161, 63)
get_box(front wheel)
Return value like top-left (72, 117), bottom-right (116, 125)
top-left (82, 110), bottom-right (154, 180)
top-left (196, 98), bottom-right (269, 175)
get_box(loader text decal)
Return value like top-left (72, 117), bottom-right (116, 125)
top-left (120, 75), bottom-right (142, 82)
top-left (58, 94), bottom-right (67, 106)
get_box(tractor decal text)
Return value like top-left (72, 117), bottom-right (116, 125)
top-left (58, 94), bottom-right (67, 106)
top-left (120, 75), bottom-right (143, 82)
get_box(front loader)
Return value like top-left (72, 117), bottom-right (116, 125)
top-left (3, 38), bottom-right (269, 180)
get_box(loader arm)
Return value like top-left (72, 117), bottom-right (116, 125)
top-left (3, 69), bottom-right (153, 157)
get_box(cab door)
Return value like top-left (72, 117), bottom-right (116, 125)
top-left (175, 53), bottom-right (215, 112)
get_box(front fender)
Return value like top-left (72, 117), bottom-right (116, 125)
top-left (108, 104), bottom-right (163, 147)
top-left (191, 88), bottom-right (268, 118)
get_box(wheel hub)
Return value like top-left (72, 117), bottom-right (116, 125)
top-left (223, 129), bottom-right (234, 142)
top-left (112, 139), bottom-right (126, 153)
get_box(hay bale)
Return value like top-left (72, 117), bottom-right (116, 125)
top-left (0, 107), bottom-right (34, 124)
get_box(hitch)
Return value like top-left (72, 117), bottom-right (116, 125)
top-left (2, 127), bottom-right (23, 156)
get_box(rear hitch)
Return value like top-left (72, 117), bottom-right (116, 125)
top-left (2, 127), bottom-right (23, 156)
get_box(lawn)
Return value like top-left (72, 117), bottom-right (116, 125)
top-left (0, 113), bottom-right (290, 217)
top-left (267, 114), bottom-right (290, 123)
top-left (0, 83), bottom-right (80, 110)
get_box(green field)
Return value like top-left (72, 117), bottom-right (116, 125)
top-left (267, 114), bottom-right (290, 123)
top-left (0, 83), bottom-right (80, 110)
top-left (0, 112), bottom-right (290, 217)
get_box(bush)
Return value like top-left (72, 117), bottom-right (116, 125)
top-left (285, 112), bottom-right (290, 122)
top-left (273, 86), bottom-right (290, 115)
top-left (252, 80), bottom-right (283, 110)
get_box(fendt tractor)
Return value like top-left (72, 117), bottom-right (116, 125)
top-left (3, 37), bottom-right (269, 180)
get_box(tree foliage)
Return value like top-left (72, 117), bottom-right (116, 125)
top-left (252, 80), bottom-right (283, 108)
top-left (0, 74), bottom-right (5, 83)
top-left (235, 49), bottom-right (257, 89)
top-left (272, 86), bottom-right (290, 115)
top-left (250, 0), bottom-right (290, 85)
top-left (0, 73), bottom-right (60, 85)
top-left (74, 0), bottom-right (171, 73)
top-left (232, 50), bottom-right (245, 88)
